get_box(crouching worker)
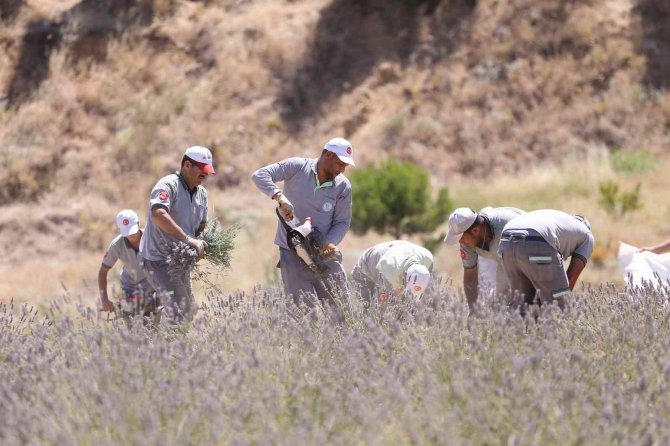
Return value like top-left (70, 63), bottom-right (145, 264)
top-left (352, 240), bottom-right (433, 305)
top-left (99, 209), bottom-right (156, 318)
top-left (443, 206), bottom-right (525, 310)
top-left (498, 209), bottom-right (594, 313)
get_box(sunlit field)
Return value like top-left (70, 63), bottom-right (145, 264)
top-left (2, 280), bottom-right (669, 445)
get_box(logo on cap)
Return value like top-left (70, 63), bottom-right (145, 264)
top-left (123, 219), bottom-right (129, 226)
top-left (346, 147), bottom-right (352, 155)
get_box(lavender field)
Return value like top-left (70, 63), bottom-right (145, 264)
top-left (2, 283), bottom-right (670, 445)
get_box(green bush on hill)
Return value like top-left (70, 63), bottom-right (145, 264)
top-left (351, 159), bottom-right (452, 240)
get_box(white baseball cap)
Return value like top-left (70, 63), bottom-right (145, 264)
top-left (443, 208), bottom-right (477, 245)
top-left (184, 146), bottom-right (215, 174)
top-left (324, 137), bottom-right (355, 166)
top-left (116, 209), bottom-right (139, 237)
top-left (405, 264), bottom-right (431, 298)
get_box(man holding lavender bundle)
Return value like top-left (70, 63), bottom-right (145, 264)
top-left (140, 146), bottom-right (214, 325)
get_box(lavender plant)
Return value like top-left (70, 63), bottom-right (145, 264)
top-left (1, 282), bottom-right (670, 445)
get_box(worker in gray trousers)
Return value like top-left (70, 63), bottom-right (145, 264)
top-left (251, 137), bottom-right (354, 308)
top-left (497, 209), bottom-right (594, 312)
top-left (140, 146), bottom-right (213, 325)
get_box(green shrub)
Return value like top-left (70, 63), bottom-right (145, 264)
top-left (351, 160), bottom-right (452, 240)
top-left (598, 180), bottom-right (642, 220)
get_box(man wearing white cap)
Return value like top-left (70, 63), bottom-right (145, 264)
top-left (497, 210), bottom-right (594, 311)
top-left (251, 137), bottom-right (354, 307)
top-left (444, 207), bottom-right (525, 310)
top-left (352, 240), bottom-right (433, 305)
top-left (140, 146), bottom-right (214, 324)
top-left (99, 209), bottom-right (155, 317)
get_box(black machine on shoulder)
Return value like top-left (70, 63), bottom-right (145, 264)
top-left (276, 208), bottom-right (338, 274)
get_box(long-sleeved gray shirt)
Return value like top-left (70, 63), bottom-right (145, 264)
top-left (500, 209), bottom-right (595, 263)
top-left (251, 157), bottom-right (352, 250)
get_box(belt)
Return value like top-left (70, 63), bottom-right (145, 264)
top-left (501, 235), bottom-right (546, 242)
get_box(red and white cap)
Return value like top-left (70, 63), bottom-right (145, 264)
top-left (324, 137), bottom-right (355, 166)
top-left (443, 208), bottom-right (478, 245)
top-left (405, 264), bottom-right (431, 298)
top-left (116, 209), bottom-right (139, 237)
top-left (184, 146), bottom-right (215, 174)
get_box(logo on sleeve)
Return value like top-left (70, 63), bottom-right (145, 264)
top-left (414, 286), bottom-right (422, 292)
top-left (158, 191), bottom-right (169, 202)
top-left (103, 251), bottom-right (109, 258)
top-left (460, 249), bottom-right (466, 260)
top-left (322, 202), bottom-right (334, 212)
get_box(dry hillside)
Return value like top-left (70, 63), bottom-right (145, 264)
top-left (0, 0), bottom-right (668, 299)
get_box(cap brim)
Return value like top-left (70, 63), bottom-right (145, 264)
top-left (121, 223), bottom-right (139, 237)
top-left (202, 164), bottom-right (215, 174)
top-left (335, 154), bottom-right (355, 166)
top-left (444, 231), bottom-right (464, 245)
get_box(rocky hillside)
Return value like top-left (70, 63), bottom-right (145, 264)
top-left (0, 0), bottom-right (668, 295)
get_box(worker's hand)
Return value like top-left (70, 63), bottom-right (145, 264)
top-left (321, 243), bottom-right (342, 262)
top-left (185, 235), bottom-right (208, 257)
top-left (100, 297), bottom-right (115, 313)
top-left (275, 193), bottom-right (294, 221)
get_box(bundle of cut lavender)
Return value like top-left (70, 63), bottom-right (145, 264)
top-left (166, 220), bottom-right (239, 277)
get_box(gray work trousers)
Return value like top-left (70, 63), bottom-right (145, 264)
top-left (498, 234), bottom-right (571, 310)
top-left (279, 248), bottom-right (349, 308)
top-left (142, 259), bottom-right (195, 324)
top-left (120, 279), bottom-right (156, 316)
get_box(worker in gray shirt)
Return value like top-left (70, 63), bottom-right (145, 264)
top-left (497, 209), bottom-right (594, 311)
top-left (444, 207), bottom-right (525, 310)
top-left (140, 146), bottom-right (213, 324)
top-left (251, 137), bottom-right (354, 307)
top-left (352, 240), bottom-right (433, 305)
top-left (99, 209), bottom-right (155, 317)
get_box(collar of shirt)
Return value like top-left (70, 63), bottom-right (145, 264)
top-left (123, 229), bottom-right (142, 253)
top-left (176, 172), bottom-right (198, 196)
top-left (311, 159), bottom-right (334, 190)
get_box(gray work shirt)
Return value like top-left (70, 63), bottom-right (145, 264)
top-left (355, 240), bottom-right (434, 290)
top-left (140, 173), bottom-right (208, 261)
top-left (500, 209), bottom-right (595, 263)
top-left (102, 232), bottom-right (146, 287)
top-left (251, 157), bottom-right (352, 249)
top-left (461, 207), bottom-right (525, 269)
